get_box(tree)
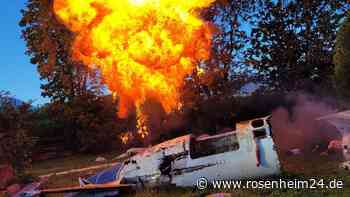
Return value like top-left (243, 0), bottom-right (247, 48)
top-left (246, 0), bottom-right (349, 92)
top-left (194, 0), bottom-right (260, 99)
top-left (19, 1), bottom-right (127, 152)
top-left (334, 12), bottom-right (350, 98)
top-left (179, 1), bottom-right (262, 132)
top-left (0, 91), bottom-right (35, 174)
top-left (19, 0), bottom-right (102, 103)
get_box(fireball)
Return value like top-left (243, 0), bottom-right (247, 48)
top-left (53, 0), bottom-right (214, 138)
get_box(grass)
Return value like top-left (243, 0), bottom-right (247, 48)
top-left (26, 152), bottom-right (121, 177)
top-left (27, 152), bottom-right (350, 197)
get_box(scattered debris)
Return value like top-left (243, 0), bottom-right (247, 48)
top-left (0, 164), bottom-right (15, 189)
top-left (320, 140), bottom-right (343, 156)
top-left (13, 182), bottom-right (43, 197)
top-left (287, 148), bottom-right (302, 155)
top-left (312, 145), bottom-right (320, 153)
top-left (328, 140), bottom-right (343, 150)
top-left (340, 161), bottom-right (350, 170)
top-left (95, 156), bottom-right (107, 163)
top-left (343, 135), bottom-right (350, 160)
top-left (317, 111), bottom-right (350, 160)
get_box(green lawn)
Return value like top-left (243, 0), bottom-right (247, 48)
top-left (26, 152), bottom-right (121, 177)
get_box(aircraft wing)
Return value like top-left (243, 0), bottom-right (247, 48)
top-left (317, 111), bottom-right (350, 121)
top-left (317, 111), bottom-right (350, 135)
top-left (20, 182), bottom-right (134, 197)
top-left (41, 183), bottom-right (134, 194)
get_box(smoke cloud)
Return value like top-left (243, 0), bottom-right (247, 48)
top-left (271, 93), bottom-right (342, 153)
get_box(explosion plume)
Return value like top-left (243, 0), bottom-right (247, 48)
top-left (53, 0), bottom-right (214, 138)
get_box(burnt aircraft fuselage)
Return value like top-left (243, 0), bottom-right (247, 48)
top-left (117, 116), bottom-right (281, 187)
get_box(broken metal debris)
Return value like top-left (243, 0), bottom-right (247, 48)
top-left (287, 148), bottom-right (302, 155)
top-left (95, 156), bottom-right (107, 163)
top-left (340, 161), bottom-right (350, 170)
top-left (317, 110), bottom-right (350, 160)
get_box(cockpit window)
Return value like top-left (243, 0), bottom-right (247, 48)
top-left (190, 133), bottom-right (239, 159)
top-left (253, 128), bottom-right (267, 139)
top-left (251, 119), bottom-right (265, 128)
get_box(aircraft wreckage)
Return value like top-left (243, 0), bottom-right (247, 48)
top-left (318, 110), bottom-right (350, 160)
top-left (23, 116), bottom-right (281, 196)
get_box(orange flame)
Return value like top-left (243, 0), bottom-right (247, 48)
top-left (120, 131), bottom-right (134, 144)
top-left (53, 0), bottom-right (214, 137)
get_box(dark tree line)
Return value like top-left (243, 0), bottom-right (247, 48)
top-left (181, 0), bottom-right (349, 137)
top-left (246, 0), bottom-right (349, 93)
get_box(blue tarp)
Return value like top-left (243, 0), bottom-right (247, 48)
top-left (65, 163), bottom-right (123, 197)
top-left (87, 163), bottom-right (122, 184)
